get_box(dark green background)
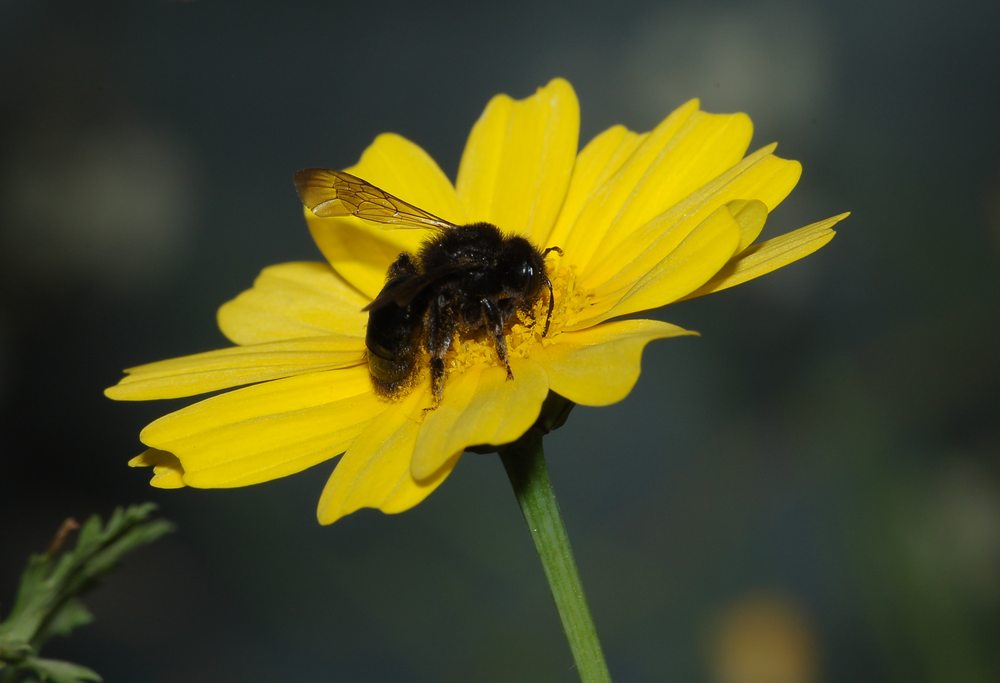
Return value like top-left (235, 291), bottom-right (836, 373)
top-left (2, 1), bottom-right (997, 681)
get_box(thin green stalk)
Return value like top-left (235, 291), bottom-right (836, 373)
top-left (499, 428), bottom-right (612, 683)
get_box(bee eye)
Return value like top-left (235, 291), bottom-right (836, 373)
top-left (516, 263), bottom-right (535, 290)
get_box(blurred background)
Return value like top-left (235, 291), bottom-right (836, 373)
top-left (1, 0), bottom-right (997, 681)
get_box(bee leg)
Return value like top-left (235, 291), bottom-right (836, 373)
top-left (426, 294), bottom-right (457, 405)
top-left (481, 298), bottom-right (513, 381)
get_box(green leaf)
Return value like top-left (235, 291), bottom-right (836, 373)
top-left (32, 601), bottom-right (92, 647)
top-left (17, 657), bottom-right (102, 683)
top-left (0, 639), bottom-right (32, 663)
top-left (0, 503), bottom-right (173, 681)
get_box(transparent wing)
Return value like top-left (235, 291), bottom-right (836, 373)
top-left (293, 169), bottom-right (457, 231)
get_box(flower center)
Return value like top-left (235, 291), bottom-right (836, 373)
top-left (446, 263), bottom-right (591, 375)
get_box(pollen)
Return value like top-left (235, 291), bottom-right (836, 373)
top-left (446, 263), bottom-right (592, 376)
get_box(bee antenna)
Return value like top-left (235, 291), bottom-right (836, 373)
top-left (542, 275), bottom-right (555, 337)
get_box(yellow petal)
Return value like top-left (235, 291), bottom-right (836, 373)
top-left (317, 387), bottom-right (459, 525)
top-left (727, 199), bottom-right (771, 254)
top-left (105, 336), bottom-right (365, 401)
top-left (139, 366), bottom-right (385, 488)
top-left (556, 99), bottom-right (700, 272)
top-left (684, 213), bottom-right (848, 299)
top-left (217, 262), bottom-right (369, 345)
top-left (539, 319), bottom-right (696, 406)
top-left (306, 133), bottom-right (465, 299)
top-left (456, 78), bottom-right (579, 245)
top-left (129, 448), bottom-right (186, 489)
top-left (582, 145), bottom-right (800, 288)
top-left (594, 110), bottom-right (753, 256)
top-left (576, 203), bottom-right (743, 327)
top-left (679, 144), bottom-right (802, 215)
top-left (584, 199), bottom-right (768, 302)
top-left (542, 124), bottom-right (646, 249)
top-left (411, 358), bottom-right (549, 480)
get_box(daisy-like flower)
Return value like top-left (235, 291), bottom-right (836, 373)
top-left (107, 78), bottom-right (847, 525)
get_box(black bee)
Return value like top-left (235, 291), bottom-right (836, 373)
top-left (294, 169), bottom-right (559, 404)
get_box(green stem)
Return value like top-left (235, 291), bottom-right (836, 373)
top-left (499, 429), bottom-right (612, 683)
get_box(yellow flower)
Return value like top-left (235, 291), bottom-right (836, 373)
top-left (106, 78), bottom-right (847, 524)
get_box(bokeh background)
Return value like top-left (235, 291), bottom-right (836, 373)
top-left (2, 0), bottom-right (998, 681)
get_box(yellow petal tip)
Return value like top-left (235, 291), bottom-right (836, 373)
top-left (150, 470), bottom-right (186, 489)
top-left (409, 450), bottom-right (461, 484)
top-left (128, 447), bottom-right (180, 469)
top-left (316, 506), bottom-right (341, 526)
top-left (541, 76), bottom-right (574, 96)
top-left (129, 449), bottom-right (187, 489)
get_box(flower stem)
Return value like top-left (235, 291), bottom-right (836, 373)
top-left (499, 429), bottom-right (612, 683)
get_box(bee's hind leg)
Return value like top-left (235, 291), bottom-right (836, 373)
top-left (481, 298), bottom-right (513, 381)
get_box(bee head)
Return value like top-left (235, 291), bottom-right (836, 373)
top-left (499, 236), bottom-right (547, 300)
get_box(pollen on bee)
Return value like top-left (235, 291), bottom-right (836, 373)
top-left (446, 263), bottom-right (590, 375)
top-left (375, 262), bottom-right (592, 408)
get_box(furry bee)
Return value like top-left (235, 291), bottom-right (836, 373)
top-left (294, 169), bottom-right (558, 404)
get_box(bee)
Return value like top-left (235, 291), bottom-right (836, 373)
top-left (294, 169), bottom-right (559, 405)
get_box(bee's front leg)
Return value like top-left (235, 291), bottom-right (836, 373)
top-left (426, 293), bottom-right (458, 405)
top-left (481, 298), bottom-right (513, 381)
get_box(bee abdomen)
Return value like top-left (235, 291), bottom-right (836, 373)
top-left (366, 339), bottom-right (418, 397)
top-left (365, 296), bottom-right (421, 398)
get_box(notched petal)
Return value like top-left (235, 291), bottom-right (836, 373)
top-left (129, 448), bottom-right (186, 489)
top-left (456, 78), bottom-right (580, 245)
top-left (139, 367), bottom-right (384, 488)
